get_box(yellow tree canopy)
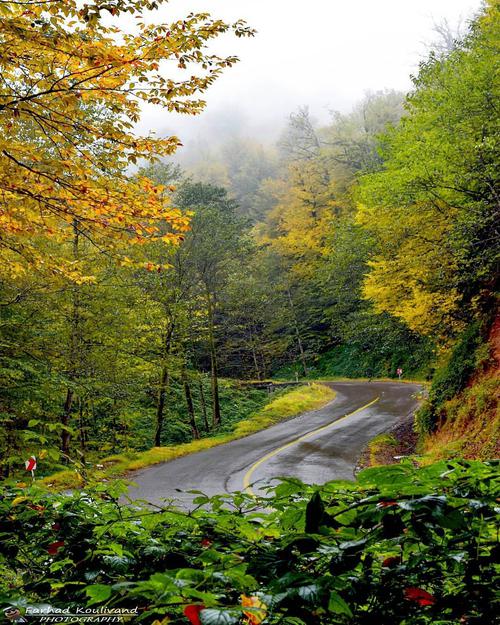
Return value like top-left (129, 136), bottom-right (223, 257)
top-left (357, 200), bottom-right (461, 335)
top-left (255, 159), bottom-right (335, 281)
top-left (0, 0), bottom-right (253, 278)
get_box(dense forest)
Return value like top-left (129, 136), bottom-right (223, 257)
top-left (0, 1), bottom-right (499, 623)
top-left (1, 1), bottom-right (498, 480)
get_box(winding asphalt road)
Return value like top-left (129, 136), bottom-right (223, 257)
top-left (127, 381), bottom-right (421, 506)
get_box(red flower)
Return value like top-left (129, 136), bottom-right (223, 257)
top-left (377, 500), bottom-right (398, 508)
top-left (51, 522), bottom-right (61, 531)
top-left (27, 504), bottom-right (45, 512)
top-left (184, 604), bottom-right (205, 625)
top-left (47, 541), bottom-right (65, 555)
top-left (200, 538), bottom-right (213, 549)
top-left (404, 587), bottom-right (436, 606)
top-left (382, 556), bottom-right (401, 568)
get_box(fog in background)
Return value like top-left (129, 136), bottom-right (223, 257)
top-left (134, 0), bottom-right (483, 158)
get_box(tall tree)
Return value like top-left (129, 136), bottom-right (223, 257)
top-left (175, 183), bottom-right (249, 425)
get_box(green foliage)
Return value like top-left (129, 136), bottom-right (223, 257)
top-left (429, 323), bottom-right (483, 407)
top-left (416, 322), bottom-right (485, 434)
top-left (357, 3), bottom-right (499, 335)
top-left (276, 336), bottom-right (432, 381)
top-left (312, 340), bottom-right (430, 380)
top-left (1, 461), bottom-right (498, 624)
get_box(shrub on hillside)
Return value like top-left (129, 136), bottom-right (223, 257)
top-left (416, 322), bottom-right (488, 434)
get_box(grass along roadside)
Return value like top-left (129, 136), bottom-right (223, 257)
top-left (313, 376), bottom-right (427, 385)
top-left (358, 422), bottom-right (418, 469)
top-left (42, 383), bottom-right (336, 489)
top-left (246, 376), bottom-right (427, 384)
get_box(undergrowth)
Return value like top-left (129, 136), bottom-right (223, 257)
top-left (275, 339), bottom-right (433, 381)
top-left (423, 375), bottom-right (499, 462)
top-left (2, 460), bottom-right (498, 625)
top-left (368, 433), bottom-right (398, 466)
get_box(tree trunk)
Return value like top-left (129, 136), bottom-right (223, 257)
top-left (286, 287), bottom-right (308, 377)
top-left (206, 292), bottom-right (221, 427)
top-left (61, 220), bottom-right (80, 458)
top-left (260, 350), bottom-right (267, 379)
top-left (182, 365), bottom-right (199, 440)
top-left (198, 378), bottom-right (210, 433)
top-left (249, 325), bottom-right (262, 380)
top-left (78, 396), bottom-right (86, 456)
top-left (210, 349), bottom-right (221, 428)
top-left (154, 324), bottom-right (174, 447)
top-left (61, 388), bottom-right (73, 458)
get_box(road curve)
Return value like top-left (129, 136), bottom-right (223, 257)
top-left (127, 381), bottom-right (421, 506)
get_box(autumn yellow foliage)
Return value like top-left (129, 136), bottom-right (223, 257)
top-left (255, 158), bottom-right (335, 281)
top-left (357, 200), bottom-right (462, 336)
top-left (0, 0), bottom-right (253, 278)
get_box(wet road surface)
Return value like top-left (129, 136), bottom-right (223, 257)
top-left (127, 381), bottom-right (421, 506)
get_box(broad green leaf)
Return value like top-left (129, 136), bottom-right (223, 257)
top-left (85, 584), bottom-right (112, 604)
top-left (328, 592), bottom-right (353, 617)
top-left (200, 609), bottom-right (239, 625)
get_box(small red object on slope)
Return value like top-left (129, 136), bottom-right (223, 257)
top-left (47, 541), bottom-right (65, 555)
top-left (404, 587), bottom-right (436, 606)
top-left (25, 456), bottom-right (37, 472)
top-left (184, 604), bottom-right (205, 625)
top-left (377, 500), bottom-right (398, 508)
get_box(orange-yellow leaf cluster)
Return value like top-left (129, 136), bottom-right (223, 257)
top-left (0, 0), bottom-right (254, 278)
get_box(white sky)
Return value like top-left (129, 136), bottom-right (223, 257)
top-left (134, 0), bottom-right (484, 145)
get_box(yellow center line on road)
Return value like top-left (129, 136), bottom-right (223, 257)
top-left (243, 396), bottom-right (380, 496)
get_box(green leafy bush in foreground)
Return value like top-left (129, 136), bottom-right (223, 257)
top-left (0, 461), bottom-right (498, 624)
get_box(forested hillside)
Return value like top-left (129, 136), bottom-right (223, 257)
top-left (0, 0), bottom-right (498, 623)
top-left (1, 1), bottom-right (498, 480)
